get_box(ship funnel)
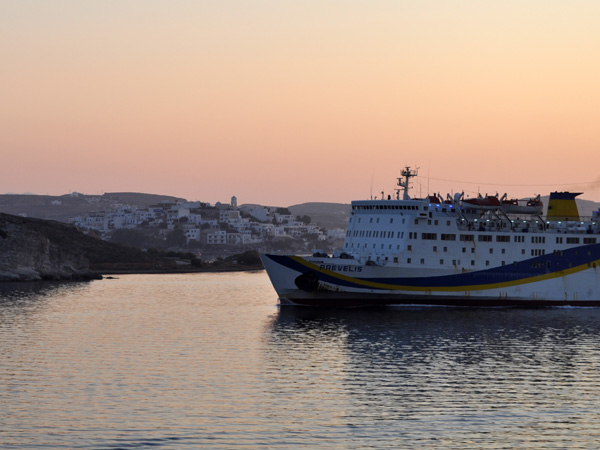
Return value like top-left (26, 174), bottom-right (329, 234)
top-left (546, 192), bottom-right (581, 220)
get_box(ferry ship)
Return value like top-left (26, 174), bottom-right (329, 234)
top-left (260, 167), bottom-right (600, 307)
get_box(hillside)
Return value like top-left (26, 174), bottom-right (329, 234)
top-left (288, 202), bottom-right (351, 229)
top-left (0, 213), bottom-right (189, 281)
top-left (0, 212), bottom-right (264, 281)
top-left (0, 192), bottom-right (186, 221)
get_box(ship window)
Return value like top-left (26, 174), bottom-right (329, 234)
top-left (421, 259), bottom-right (425, 264)
top-left (421, 233), bottom-right (437, 240)
top-left (390, 218), bottom-right (393, 223)
top-left (502, 261), bottom-right (505, 266)
top-left (446, 220), bottom-right (451, 226)
top-left (444, 247), bottom-right (448, 252)
top-left (478, 235), bottom-right (492, 242)
top-left (584, 238), bottom-right (597, 244)
top-left (567, 237), bottom-right (580, 244)
top-left (407, 258), bottom-right (411, 264)
top-left (462, 248), bottom-right (466, 253)
top-left (440, 259), bottom-right (444, 265)
top-left (502, 249), bottom-right (506, 254)
top-left (486, 261), bottom-right (490, 266)
top-left (434, 220), bottom-right (438, 225)
top-left (452, 259), bottom-right (456, 265)
top-left (377, 218), bottom-right (380, 223)
top-left (471, 248), bottom-right (475, 254)
top-left (394, 257), bottom-right (398, 263)
top-left (471, 260), bottom-right (475, 266)
top-left (489, 248), bottom-right (493, 254)
top-left (521, 249), bottom-right (525, 254)
top-left (460, 234), bottom-right (474, 241)
top-left (433, 246), bottom-right (437, 252)
top-left (397, 245), bottom-right (400, 250)
top-left (556, 237), bottom-right (563, 244)
top-left (496, 235), bottom-right (510, 242)
top-left (407, 245), bottom-right (412, 251)
top-left (441, 234), bottom-right (456, 241)
top-left (370, 218), bottom-right (373, 223)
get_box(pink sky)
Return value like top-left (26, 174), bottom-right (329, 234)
top-left (2, 1), bottom-right (600, 206)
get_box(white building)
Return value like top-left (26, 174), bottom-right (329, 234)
top-left (184, 227), bottom-right (201, 242)
top-left (274, 213), bottom-right (295, 224)
top-left (206, 230), bottom-right (227, 245)
top-left (327, 228), bottom-right (346, 240)
top-left (247, 207), bottom-right (270, 222)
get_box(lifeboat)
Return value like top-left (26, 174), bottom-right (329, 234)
top-left (500, 194), bottom-right (543, 215)
top-left (463, 194), bottom-right (501, 210)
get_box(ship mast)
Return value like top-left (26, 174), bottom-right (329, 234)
top-left (396, 166), bottom-right (419, 200)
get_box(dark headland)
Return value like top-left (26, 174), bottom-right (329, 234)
top-left (0, 213), bottom-right (262, 282)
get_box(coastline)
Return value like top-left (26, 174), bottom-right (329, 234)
top-left (98, 266), bottom-right (265, 276)
top-left (0, 265), bottom-right (265, 282)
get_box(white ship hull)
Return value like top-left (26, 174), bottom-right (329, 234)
top-left (261, 253), bottom-right (600, 307)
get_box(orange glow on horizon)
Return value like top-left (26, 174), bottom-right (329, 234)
top-left (2, 1), bottom-right (600, 206)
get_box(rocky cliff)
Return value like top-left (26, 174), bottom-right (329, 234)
top-left (0, 213), bottom-right (263, 281)
top-left (0, 213), bottom-right (101, 281)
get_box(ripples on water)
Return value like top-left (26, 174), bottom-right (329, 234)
top-left (2, 273), bottom-right (600, 449)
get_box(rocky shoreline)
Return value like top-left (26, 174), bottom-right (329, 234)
top-left (0, 213), bottom-right (263, 282)
top-left (0, 213), bottom-right (100, 281)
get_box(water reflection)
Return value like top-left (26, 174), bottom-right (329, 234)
top-left (0, 281), bottom-right (91, 309)
top-left (266, 307), bottom-right (600, 449)
top-left (269, 306), bottom-right (600, 364)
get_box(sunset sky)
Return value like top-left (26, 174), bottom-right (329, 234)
top-left (2, 1), bottom-right (600, 206)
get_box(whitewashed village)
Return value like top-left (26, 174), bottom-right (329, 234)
top-left (68, 195), bottom-right (346, 259)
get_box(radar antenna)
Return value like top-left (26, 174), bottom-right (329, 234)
top-left (396, 166), bottom-right (419, 200)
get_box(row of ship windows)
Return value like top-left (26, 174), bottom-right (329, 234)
top-left (353, 205), bottom-right (422, 211)
top-left (352, 217), bottom-right (454, 226)
top-left (352, 217), bottom-right (409, 224)
top-left (344, 242), bottom-right (545, 257)
top-left (400, 258), bottom-right (547, 267)
top-left (403, 258), bottom-right (496, 266)
top-left (345, 245), bottom-right (591, 256)
top-left (348, 231), bottom-right (597, 245)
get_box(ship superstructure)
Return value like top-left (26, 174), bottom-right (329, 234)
top-left (261, 168), bottom-right (600, 306)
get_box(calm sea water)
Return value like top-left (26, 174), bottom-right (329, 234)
top-left (2, 272), bottom-right (600, 449)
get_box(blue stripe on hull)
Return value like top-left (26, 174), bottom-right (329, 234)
top-left (265, 243), bottom-right (600, 291)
